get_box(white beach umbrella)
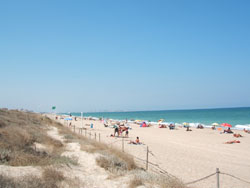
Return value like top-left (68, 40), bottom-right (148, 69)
top-left (212, 123), bottom-right (219, 126)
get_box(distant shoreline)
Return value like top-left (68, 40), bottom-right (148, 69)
top-left (66, 106), bottom-right (250, 114)
top-left (58, 107), bottom-right (250, 128)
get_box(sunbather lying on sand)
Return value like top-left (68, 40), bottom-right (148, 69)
top-left (224, 140), bottom-right (240, 144)
top-left (159, 124), bottom-right (166, 128)
top-left (243, 129), bottom-right (250, 133)
top-left (129, 137), bottom-right (142, 145)
top-left (233, 133), bottom-right (243, 138)
top-left (197, 124), bottom-right (204, 129)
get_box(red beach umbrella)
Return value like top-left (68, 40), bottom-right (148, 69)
top-left (221, 123), bottom-right (232, 128)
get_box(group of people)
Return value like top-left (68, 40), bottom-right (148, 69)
top-left (112, 125), bottom-right (129, 137)
top-left (158, 123), bottom-right (205, 130)
top-left (158, 124), bottom-right (175, 130)
top-left (223, 127), bottom-right (245, 144)
top-left (109, 123), bottom-right (143, 145)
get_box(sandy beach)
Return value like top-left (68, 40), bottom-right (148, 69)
top-left (54, 115), bottom-right (250, 188)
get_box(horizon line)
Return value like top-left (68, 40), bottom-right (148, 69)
top-left (62, 106), bottom-right (250, 114)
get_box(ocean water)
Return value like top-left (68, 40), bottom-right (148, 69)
top-left (69, 107), bottom-right (250, 127)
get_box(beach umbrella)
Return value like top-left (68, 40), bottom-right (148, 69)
top-left (158, 119), bottom-right (164, 124)
top-left (212, 123), bottom-right (219, 126)
top-left (64, 117), bottom-right (72, 121)
top-left (221, 123), bottom-right (232, 128)
top-left (189, 123), bottom-right (197, 127)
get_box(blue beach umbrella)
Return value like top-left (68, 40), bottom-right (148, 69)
top-left (64, 117), bottom-right (72, 121)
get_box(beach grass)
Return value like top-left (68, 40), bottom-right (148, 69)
top-left (0, 109), bottom-right (76, 166)
top-left (0, 167), bottom-right (67, 188)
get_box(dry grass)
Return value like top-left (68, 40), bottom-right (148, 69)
top-left (0, 175), bottom-right (17, 188)
top-left (129, 177), bottom-right (144, 188)
top-left (129, 170), bottom-right (186, 188)
top-left (0, 109), bottom-right (76, 166)
top-left (95, 148), bottom-right (137, 174)
top-left (96, 155), bottom-right (130, 174)
top-left (0, 168), bottom-right (66, 188)
top-left (42, 167), bottom-right (65, 185)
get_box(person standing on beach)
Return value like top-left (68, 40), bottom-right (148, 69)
top-left (114, 125), bottom-right (119, 137)
top-left (125, 128), bottom-right (129, 137)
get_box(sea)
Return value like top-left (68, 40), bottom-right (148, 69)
top-left (67, 107), bottom-right (250, 128)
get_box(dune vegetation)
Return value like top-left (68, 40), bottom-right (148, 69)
top-left (0, 109), bottom-right (186, 188)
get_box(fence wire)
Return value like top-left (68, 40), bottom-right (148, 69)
top-left (184, 173), bottom-right (216, 185)
top-left (132, 154), bottom-right (179, 180)
top-left (220, 172), bottom-right (250, 185)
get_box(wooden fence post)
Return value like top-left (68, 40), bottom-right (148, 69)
top-left (122, 137), bottom-right (124, 152)
top-left (146, 146), bottom-right (149, 170)
top-left (216, 168), bottom-right (220, 188)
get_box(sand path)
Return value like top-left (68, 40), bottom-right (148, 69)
top-left (48, 126), bottom-right (130, 188)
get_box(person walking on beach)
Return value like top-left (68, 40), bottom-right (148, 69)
top-left (114, 125), bottom-right (119, 137)
top-left (125, 128), bottom-right (129, 137)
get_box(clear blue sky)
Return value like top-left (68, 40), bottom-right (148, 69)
top-left (1, 0), bottom-right (250, 112)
